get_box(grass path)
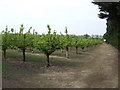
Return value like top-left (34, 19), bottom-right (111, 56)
top-left (2, 43), bottom-right (118, 88)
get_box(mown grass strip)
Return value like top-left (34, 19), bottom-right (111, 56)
top-left (3, 50), bottom-right (79, 67)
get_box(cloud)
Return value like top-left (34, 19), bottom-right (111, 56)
top-left (93, 0), bottom-right (120, 2)
top-left (0, 0), bottom-right (107, 35)
top-left (0, 0), bottom-right (89, 18)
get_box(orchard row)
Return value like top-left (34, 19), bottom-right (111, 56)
top-left (1, 24), bottom-right (103, 67)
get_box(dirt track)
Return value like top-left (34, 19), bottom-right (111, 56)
top-left (2, 43), bottom-right (118, 88)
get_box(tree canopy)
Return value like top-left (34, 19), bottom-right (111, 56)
top-left (93, 2), bottom-right (120, 49)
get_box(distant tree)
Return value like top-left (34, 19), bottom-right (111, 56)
top-left (83, 34), bottom-right (90, 39)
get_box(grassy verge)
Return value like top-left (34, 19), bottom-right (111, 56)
top-left (2, 50), bottom-right (79, 67)
top-left (5, 51), bottom-right (45, 61)
top-left (52, 52), bottom-right (65, 57)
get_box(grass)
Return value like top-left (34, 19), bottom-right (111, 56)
top-left (26, 49), bottom-right (43, 53)
top-left (0, 63), bottom-right (1, 69)
top-left (6, 52), bottom-right (22, 58)
top-left (5, 51), bottom-right (45, 61)
top-left (2, 47), bottom-right (89, 72)
top-left (2, 62), bottom-right (9, 70)
top-left (52, 52), bottom-right (65, 57)
top-left (6, 47), bottom-right (84, 59)
top-left (2, 50), bottom-right (80, 67)
top-left (0, 50), bottom-right (2, 54)
top-left (50, 58), bottom-right (78, 67)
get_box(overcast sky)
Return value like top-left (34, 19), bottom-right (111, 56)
top-left (0, 0), bottom-right (107, 35)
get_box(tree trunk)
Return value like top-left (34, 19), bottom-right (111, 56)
top-left (46, 54), bottom-right (50, 67)
top-left (76, 46), bottom-right (78, 54)
top-left (3, 49), bottom-right (6, 58)
top-left (22, 49), bottom-right (25, 62)
top-left (61, 48), bottom-right (63, 53)
top-left (66, 47), bottom-right (69, 58)
top-left (82, 47), bottom-right (85, 52)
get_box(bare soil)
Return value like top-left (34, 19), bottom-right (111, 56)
top-left (2, 43), bottom-right (118, 88)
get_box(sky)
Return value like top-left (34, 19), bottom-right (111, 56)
top-left (0, 0), bottom-right (107, 35)
top-left (94, 0), bottom-right (120, 2)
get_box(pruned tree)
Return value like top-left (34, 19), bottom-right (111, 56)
top-left (1, 26), bottom-right (11, 58)
top-left (63, 27), bottom-right (72, 58)
top-left (34, 25), bottom-right (60, 67)
top-left (16, 24), bottom-right (33, 61)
